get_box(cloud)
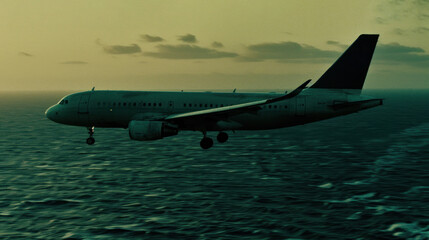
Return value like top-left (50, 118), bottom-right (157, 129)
top-left (326, 41), bottom-right (348, 49)
top-left (373, 42), bottom-right (429, 66)
top-left (375, 0), bottom-right (429, 31)
top-left (178, 34), bottom-right (197, 43)
top-left (212, 41), bottom-right (224, 48)
top-left (60, 61), bottom-right (88, 65)
top-left (393, 27), bottom-right (429, 35)
top-left (19, 52), bottom-right (33, 57)
top-left (144, 44), bottom-right (238, 59)
top-left (141, 34), bottom-right (164, 42)
top-left (103, 44), bottom-right (141, 55)
top-left (414, 27), bottom-right (429, 34)
top-left (239, 41), bottom-right (339, 62)
top-left (97, 39), bottom-right (141, 55)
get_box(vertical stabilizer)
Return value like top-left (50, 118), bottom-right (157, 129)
top-left (311, 34), bottom-right (378, 90)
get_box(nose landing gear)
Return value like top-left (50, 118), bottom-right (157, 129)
top-left (86, 126), bottom-right (95, 145)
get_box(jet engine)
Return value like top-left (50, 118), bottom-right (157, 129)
top-left (128, 120), bottom-right (178, 141)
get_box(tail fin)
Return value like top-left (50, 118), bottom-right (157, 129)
top-left (311, 34), bottom-right (378, 90)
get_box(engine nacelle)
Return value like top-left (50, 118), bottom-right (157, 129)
top-left (128, 120), bottom-right (178, 141)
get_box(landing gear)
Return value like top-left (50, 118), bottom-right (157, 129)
top-left (86, 126), bottom-right (95, 145)
top-left (199, 131), bottom-right (229, 149)
top-left (200, 137), bottom-right (214, 149)
top-left (217, 132), bottom-right (228, 143)
top-left (199, 131), bottom-right (214, 149)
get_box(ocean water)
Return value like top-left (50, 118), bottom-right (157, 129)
top-left (0, 90), bottom-right (428, 240)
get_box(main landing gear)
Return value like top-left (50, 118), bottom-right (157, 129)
top-left (86, 126), bottom-right (95, 145)
top-left (199, 131), bottom-right (229, 149)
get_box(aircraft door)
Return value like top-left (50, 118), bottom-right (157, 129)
top-left (77, 93), bottom-right (91, 125)
top-left (295, 96), bottom-right (306, 116)
top-left (168, 100), bottom-right (174, 113)
top-left (78, 94), bottom-right (90, 113)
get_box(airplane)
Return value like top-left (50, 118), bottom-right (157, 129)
top-left (46, 34), bottom-right (383, 149)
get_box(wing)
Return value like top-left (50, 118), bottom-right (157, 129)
top-left (163, 80), bottom-right (311, 127)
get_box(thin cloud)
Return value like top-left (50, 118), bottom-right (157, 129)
top-left (326, 41), bottom-right (348, 49)
top-left (375, 0), bottom-right (429, 32)
top-left (178, 34), bottom-right (197, 43)
top-left (373, 42), bottom-right (429, 66)
top-left (19, 52), bottom-right (33, 57)
top-left (144, 44), bottom-right (238, 59)
top-left (414, 27), bottom-right (429, 34)
top-left (97, 40), bottom-right (142, 55)
top-left (61, 61), bottom-right (88, 65)
top-left (393, 27), bottom-right (429, 35)
top-left (212, 41), bottom-right (224, 48)
top-left (239, 41), bottom-right (339, 62)
top-left (103, 44), bottom-right (141, 55)
top-left (141, 34), bottom-right (164, 43)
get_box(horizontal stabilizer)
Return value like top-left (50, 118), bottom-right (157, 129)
top-left (330, 99), bottom-right (383, 110)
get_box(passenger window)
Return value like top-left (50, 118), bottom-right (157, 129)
top-left (133, 103), bottom-right (136, 107)
top-left (113, 103), bottom-right (116, 106)
top-left (199, 104), bottom-right (202, 107)
top-left (153, 103), bottom-right (157, 107)
top-left (269, 105), bottom-right (272, 109)
top-left (285, 105), bottom-right (288, 109)
top-left (159, 103), bottom-right (162, 107)
top-left (123, 103), bottom-right (126, 106)
top-left (148, 103), bottom-right (151, 107)
top-left (210, 104), bottom-right (213, 107)
top-left (274, 105), bottom-right (277, 109)
top-left (184, 103), bottom-right (186, 107)
top-left (205, 104), bottom-right (208, 107)
top-left (220, 104), bottom-right (224, 107)
top-left (143, 103), bottom-right (146, 107)
top-left (189, 104), bottom-right (192, 107)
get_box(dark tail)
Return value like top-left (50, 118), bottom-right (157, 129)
top-left (311, 34), bottom-right (379, 90)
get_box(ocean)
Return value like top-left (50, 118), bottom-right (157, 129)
top-left (0, 90), bottom-right (428, 239)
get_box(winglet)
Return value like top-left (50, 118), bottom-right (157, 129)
top-left (266, 79), bottom-right (311, 104)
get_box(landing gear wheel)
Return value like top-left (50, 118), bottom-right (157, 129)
top-left (200, 137), bottom-right (214, 149)
top-left (217, 132), bottom-right (228, 143)
top-left (86, 137), bottom-right (95, 145)
top-left (86, 126), bottom-right (95, 145)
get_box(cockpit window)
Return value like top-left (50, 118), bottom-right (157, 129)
top-left (58, 98), bottom-right (70, 105)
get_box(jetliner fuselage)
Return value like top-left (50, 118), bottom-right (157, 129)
top-left (46, 89), bottom-right (382, 130)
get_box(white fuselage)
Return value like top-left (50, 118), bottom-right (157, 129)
top-left (45, 88), bottom-right (382, 131)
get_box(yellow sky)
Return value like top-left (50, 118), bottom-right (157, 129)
top-left (1, 0), bottom-right (428, 91)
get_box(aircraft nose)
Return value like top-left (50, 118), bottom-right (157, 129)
top-left (45, 105), bottom-right (58, 122)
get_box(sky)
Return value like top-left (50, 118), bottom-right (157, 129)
top-left (1, 0), bottom-right (428, 91)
